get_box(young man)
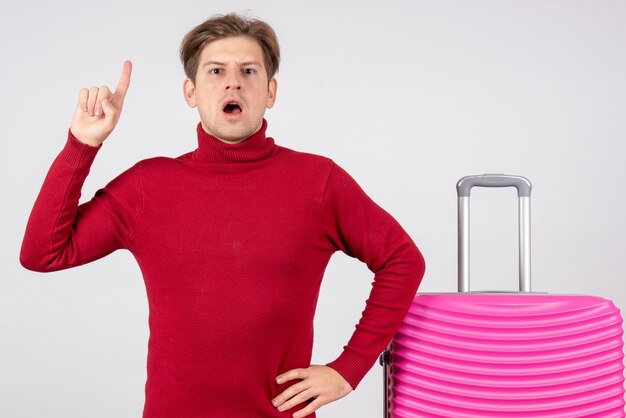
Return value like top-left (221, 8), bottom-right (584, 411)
top-left (21, 13), bottom-right (425, 418)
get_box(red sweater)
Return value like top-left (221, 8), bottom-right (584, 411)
top-left (20, 120), bottom-right (425, 417)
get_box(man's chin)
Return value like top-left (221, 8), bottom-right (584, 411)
top-left (208, 121), bottom-right (263, 144)
top-left (203, 124), bottom-right (250, 144)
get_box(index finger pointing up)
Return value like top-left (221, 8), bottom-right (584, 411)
top-left (113, 60), bottom-right (132, 100)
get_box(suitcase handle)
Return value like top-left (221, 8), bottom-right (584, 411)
top-left (457, 174), bottom-right (531, 197)
top-left (456, 174), bottom-right (532, 293)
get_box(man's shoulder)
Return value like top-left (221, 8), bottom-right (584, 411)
top-left (274, 144), bottom-right (335, 169)
top-left (131, 151), bottom-right (194, 169)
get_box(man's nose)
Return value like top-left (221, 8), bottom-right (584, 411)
top-left (225, 72), bottom-right (242, 90)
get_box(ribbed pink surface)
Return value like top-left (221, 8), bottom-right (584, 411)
top-left (389, 294), bottom-right (625, 417)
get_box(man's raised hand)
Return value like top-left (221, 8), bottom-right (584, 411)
top-left (70, 60), bottom-right (132, 147)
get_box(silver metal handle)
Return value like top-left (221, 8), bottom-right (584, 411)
top-left (456, 174), bottom-right (532, 293)
top-left (457, 174), bottom-right (532, 197)
top-left (379, 349), bottom-right (391, 418)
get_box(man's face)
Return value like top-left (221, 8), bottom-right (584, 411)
top-left (183, 36), bottom-right (277, 144)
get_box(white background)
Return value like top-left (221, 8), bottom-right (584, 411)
top-left (2, 0), bottom-right (625, 417)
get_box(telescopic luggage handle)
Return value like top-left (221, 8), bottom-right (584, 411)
top-left (456, 174), bottom-right (532, 293)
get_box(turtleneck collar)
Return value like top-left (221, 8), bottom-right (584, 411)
top-left (193, 119), bottom-right (275, 164)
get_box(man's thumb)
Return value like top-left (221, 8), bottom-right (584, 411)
top-left (101, 99), bottom-right (117, 121)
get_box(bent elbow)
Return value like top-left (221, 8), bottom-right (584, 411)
top-left (415, 246), bottom-right (426, 279)
top-left (20, 251), bottom-right (49, 273)
top-left (19, 242), bottom-right (56, 273)
top-left (408, 244), bottom-right (426, 292)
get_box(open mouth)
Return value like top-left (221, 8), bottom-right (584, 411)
top-left (223, 102), bottom-right (242, 114)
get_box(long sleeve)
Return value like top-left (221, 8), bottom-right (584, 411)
top-left (20, 130), bottom-right (143, 272)
top-left (322, 162), bottom-right (426, 389)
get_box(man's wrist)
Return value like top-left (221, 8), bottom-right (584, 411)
top-left (69, 129), bottom-right (102, 148)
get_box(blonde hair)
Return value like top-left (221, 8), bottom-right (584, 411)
top-left (180, 13), bottom-right (280, 83)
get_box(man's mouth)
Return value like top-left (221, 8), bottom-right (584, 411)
top-left (223, 102), bottom-right (242, 114)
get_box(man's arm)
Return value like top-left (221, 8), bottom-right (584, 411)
top-left (20, 61), bottom-right (140, 272)
top-left (272, 162), bottom-right (426, 417)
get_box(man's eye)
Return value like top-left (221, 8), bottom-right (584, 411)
top-left (210, 68), bottom-right (221, 75)
top-left (242, 68), bottom-right (255, 75)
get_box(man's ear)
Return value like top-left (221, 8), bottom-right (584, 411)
top-left (183, 78), bottom-right (197, 108)
top-left (266, 77), bottom-right (277, 109)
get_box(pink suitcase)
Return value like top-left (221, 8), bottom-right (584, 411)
top-left (381, 174), bottom-right (625, 417)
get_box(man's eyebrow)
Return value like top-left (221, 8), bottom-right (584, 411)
top-left (201, 61), bottom-right (262, 68)
top-left (238, 61), bottom-right (262, 67)
top-left (202, 61), bottom-right (225, 68)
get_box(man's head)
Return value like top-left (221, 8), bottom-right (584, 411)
top-left (180, 14), bottom-right (280, 143)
